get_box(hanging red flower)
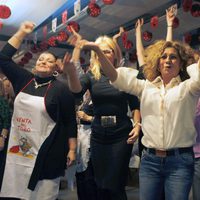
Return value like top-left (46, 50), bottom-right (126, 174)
top-left (150, 16), bottom-right (159, 29)
top-left (123, 40), bottom-right (133, 50)
top-left (190, 3), bottom-right (200, 17)
top-left (172, 17), bottom-right (179, 29)
top-left (48, 36), bottom-right (57, 47)
top-left (24, 52), bottom-right (33, 60)
top-left (182, 0), bottom-right (193, 12)
top-left (87, 2), bottom-right (101, 17)
top-left (57, 31), bottom-right (69, 42)
top-left (184, 33), bottom-right (192, 44)
top-left (0, 5), bottom-right (11, 19)
top-left (30, 44), bottom-right (39, 54)
top-left (102, 0), bottom-right (115, 5)
top-left (66, 21), bottom-right (80, 33)
top-left (142, 31), bottom-right (152, 42)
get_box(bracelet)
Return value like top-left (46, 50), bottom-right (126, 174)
top-left (13, 35), bottom-right (23, 42)
top-left (134, 121), bottom-right (142, 127)
top-left (167, 25), bottom-right (173, 27)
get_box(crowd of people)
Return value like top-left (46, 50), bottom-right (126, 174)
top-left (0, 4), bottom-right (199, 200)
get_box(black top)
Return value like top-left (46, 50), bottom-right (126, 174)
top-left (74, 71), bottom-right (140, 143)
top-left (0, 43), bottom-right (77, 190)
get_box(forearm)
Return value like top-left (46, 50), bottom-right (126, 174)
top-left (166, 26), bottom-right (173, 41)
top-left (68, 137), bottom-right (77, 152)
top-left (95, 47), bottom-right (118, 82)
top-left (133, 109), bottom-right (141, 127)
top-left (66, 70), bottom-right (83, 93)
top-left (8, 30), bottom-right (26, 49)
top-left (136, 30), bottom-right (145, 66)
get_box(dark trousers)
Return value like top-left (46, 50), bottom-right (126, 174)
top-left (76, 160), bottom-right (97, 200)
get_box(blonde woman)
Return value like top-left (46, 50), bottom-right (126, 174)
top-left (64, 35), bottom-right (141, 200)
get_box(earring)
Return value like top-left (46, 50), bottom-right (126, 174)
top-left (53, 71), bottom-right (59, 77)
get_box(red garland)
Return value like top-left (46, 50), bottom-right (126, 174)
top-left (48, 36), bottom-right (57, 47)
top-left (142, 31), bottom-right (152, 42)
top-left (150, 16), bottom-right (159, 29)
top-left (102, 0), bottom-right (115, 5)
top-left (172, 17), bottom-right (179, 29)
top-left (87, 3), bottom-right (101, 17)
top-left (182, 0), bottom-right (193, 12)
top-left (57, 31), bottom-right (69, 42)
top-left (66, 21), bottom-right (80, 33)
top-left (0, 5), bottom-right (11, 19)
top-left (190, 3), bottom-right (200, 17)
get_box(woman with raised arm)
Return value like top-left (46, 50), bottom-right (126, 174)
top-left (81, 35), bottom-right (199, 199)
top-left (63, 33), bottom-right (141, 200)
top-left (0, 21), bottom-right (77, 200)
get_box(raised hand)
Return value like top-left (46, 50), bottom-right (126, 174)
top-left (166, 5), bottom-right (176, 27)
top-left (113, 26), bottom-right (125, 41)
top-left (135, 18), bottom-right (144, 33)
top-left (18, 21), bottom-right (36, 35)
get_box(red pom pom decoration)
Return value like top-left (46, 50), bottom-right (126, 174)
top-left (102, 0), bottom-right (115, 5)
top-left (123, 40), bottom-right (133, 50)
top-left (87, 3), bottom-right (101, 17)
top-left (57, 31), bottom-right (69, 42)
top-left (66, 21), bottom-right (80, 33)
top-left (48, 36), bottom-right (57, 47)
top-left (172, 17), bottom-right (179, 29)
top-left (0, 5), bottom-right (11, 19)
top-left (183, 0), bottom-right (193, 12)
top-left (150, 16), bottom-right (159, 29)
top-left (190, 3), bottom-right (200, 17)
top-left (142, 31), bottom-right (152, 42)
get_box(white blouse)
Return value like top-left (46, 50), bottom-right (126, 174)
top-left (112, 63), bottom-right (200, 149)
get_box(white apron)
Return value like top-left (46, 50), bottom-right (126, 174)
top-left (0, 80), bottom-right (56, 199)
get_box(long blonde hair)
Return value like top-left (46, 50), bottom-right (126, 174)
top-left (143, 40), bottom-right (196, 81)
top-left (90, 36), bottom-right (121, 80)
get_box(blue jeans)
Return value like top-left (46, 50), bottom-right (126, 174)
top-left (139, 149), bottom-right (194, 200)
top-left (192, 157), bottom-right (200, 200)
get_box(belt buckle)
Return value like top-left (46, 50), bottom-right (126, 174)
top-left (155, 149), bottom-right (167, 157)
top-left (101, 116), bottom-right (116, 127)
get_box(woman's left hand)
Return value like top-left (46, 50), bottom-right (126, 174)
top-left (127, 126), bottom-right (140, 144)
top-left (66, 150), bottom-right (76, 168)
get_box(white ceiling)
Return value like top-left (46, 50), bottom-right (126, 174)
top-left (0, 0), bottom-right (199, 69)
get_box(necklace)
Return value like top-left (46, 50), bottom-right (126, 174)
top-left (33, 79), bottom-right (52, 89)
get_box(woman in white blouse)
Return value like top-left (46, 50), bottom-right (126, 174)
top-left (72, 39), bottom-right (200, 200)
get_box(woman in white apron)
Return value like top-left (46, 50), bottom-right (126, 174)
top-left (0, 21), bottom-right (77, 200)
